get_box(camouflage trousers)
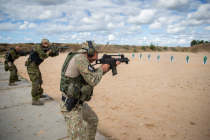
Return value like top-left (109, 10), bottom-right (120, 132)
top-left (8, 62), bottom-right (19, 84)
top-left (26, 62), bottom-right (43, 101)
top-left (60, 102), bottom-right (98, 140)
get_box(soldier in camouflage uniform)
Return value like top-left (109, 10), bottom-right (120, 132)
top-left (60, 41), bottom-right (120, 140)
top-left (25, 39), bottom-right (59, 105)
top-left (4, 46), bottom-right (27, 86)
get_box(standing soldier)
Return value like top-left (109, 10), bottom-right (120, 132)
top-left (4, 46), bottom-right (28, 86)
top-left (60, 40), bottom-right (120, 140)
top-left (25, 39), bottom-right (59, 105)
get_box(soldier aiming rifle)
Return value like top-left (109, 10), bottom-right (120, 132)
top-left (4, 46), bottom-right (30, 86)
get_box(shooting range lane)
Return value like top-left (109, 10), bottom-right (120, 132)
top-left (15, 52), bottom-right (210, 140)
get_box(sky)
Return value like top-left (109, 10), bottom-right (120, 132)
top-left (0, 0), bottom-right (210, 47)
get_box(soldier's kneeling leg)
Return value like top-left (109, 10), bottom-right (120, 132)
top-left (82, 103), bottom-right (98, 140)
top-left (64, 106), bottom-right (88, 140)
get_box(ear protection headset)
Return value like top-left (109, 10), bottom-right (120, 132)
top-left (83, 40), bottom-right (96, 57)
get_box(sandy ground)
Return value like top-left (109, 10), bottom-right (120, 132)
top-left (15, 52), bottom-right (210, 140)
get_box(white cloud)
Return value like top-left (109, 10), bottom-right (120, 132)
top-left (128, 9), bottom-right (156, 24)
top-left (39, 10), bottom-right (53, 20)
top-left (188, 4), bottom-right (210, 20)
top-left (149, 21), bottom-right (161, 29)
top-left (82, 17), bottom-right (95, 24)
top-left (167, 24), bottom-right (185, 33)
top-left (0, 0), bottom-right (209, 46)
top-left (108, 34), bottom-right (115, 41)
top-left (107, 22), bottom-right (115, 29)
top-left (72, 34), bottom-right (77, 39)
top-left (19, 21), bottom-right (37, 29)
top-left (157, 0), bottom-right (189, 10)
top-left (28, 23), bottom-right (36, 28)
top-left (178, 38), bottom-right (188, 44)
top-left (19, 22), bottom-right (28, 29)
top-left (37, 23), bottom-right (73, 33)
top-left (205, 26), bottom-right (210, 30)
top-left (0, 22), bottom-right (18, 31)
top-left (129, 25), bottom-right (141, 32)
top-left (24, 37), bottom-right (32, 41)
top-left (29, 0), bottom-right (69, 5)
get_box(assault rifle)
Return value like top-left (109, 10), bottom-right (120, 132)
top-left (42, 46), bottom-right (70, 52)
top-left (42, 46), bottom-right (70, 56)
top-left (5, 48), bottom-right (30, 63)
top-left (94, 54), bottom-right (129, 76)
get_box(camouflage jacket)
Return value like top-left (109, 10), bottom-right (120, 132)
top-left (65, 53), bottom-right (103, 87)
top-left (5, 48), bottom-right (19, 63)
top-left (60, 52), bottom-right (103, 102)
top-left (34, 45), bottom-right (49, 60)
top-left (27, 45), bottom-right (49, 66)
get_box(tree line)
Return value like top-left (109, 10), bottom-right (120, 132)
top-left (191, 40), bottom-right (209, 46)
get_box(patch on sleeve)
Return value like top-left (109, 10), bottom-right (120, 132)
top-left (88, 65), bottom-right (95, 72)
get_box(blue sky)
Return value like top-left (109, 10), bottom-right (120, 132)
top-left (0, 0), bottom-right (210, 46)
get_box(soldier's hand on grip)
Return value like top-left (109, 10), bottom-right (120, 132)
top-left (116, 61), bottom-right (121, 66)
top-left (101, 64), bottom-right (110, 72)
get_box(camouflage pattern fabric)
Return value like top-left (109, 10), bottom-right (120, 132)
top-left (8, 62), bottom-right (19, 84)
top-left (74, 54), bottom-right (103, 87)
top-left (33, 45), bottom-right (49, 60)
top-left (27, 62), bottom-right (43, 101)
top-left (8, 48), bottom-right (19, 61)
top-left (5, 48), bottom-right (20, 84)
top-left (26, 45), bottom-right (48, 101)
top-left (60, 52), bottom-right (103, 140)
top-left (60, 102), bottom-right (98, 140)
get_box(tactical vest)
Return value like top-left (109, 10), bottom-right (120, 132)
top-left (5, 48), bottom-right (18, 63)
top-left (60, 52), bottom-right (93, 102)
top-left (27, 46), bottom-right (48, 66)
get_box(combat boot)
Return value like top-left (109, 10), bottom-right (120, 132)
top-left (32, 100), bottom-right (44, 106)
top-left (40, 94), bottom-right (48, 98)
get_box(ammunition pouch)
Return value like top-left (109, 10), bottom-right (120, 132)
top-left (62, 78), bottom-right (93, 102)
top-left (28, 51), bottom-right (43, 66)
top-left (80, 85), bottom-right (93, 101)
top-left (62, 95), bottom-right (83, 111)
top-left (66, 83), bottom-right (81, 99)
